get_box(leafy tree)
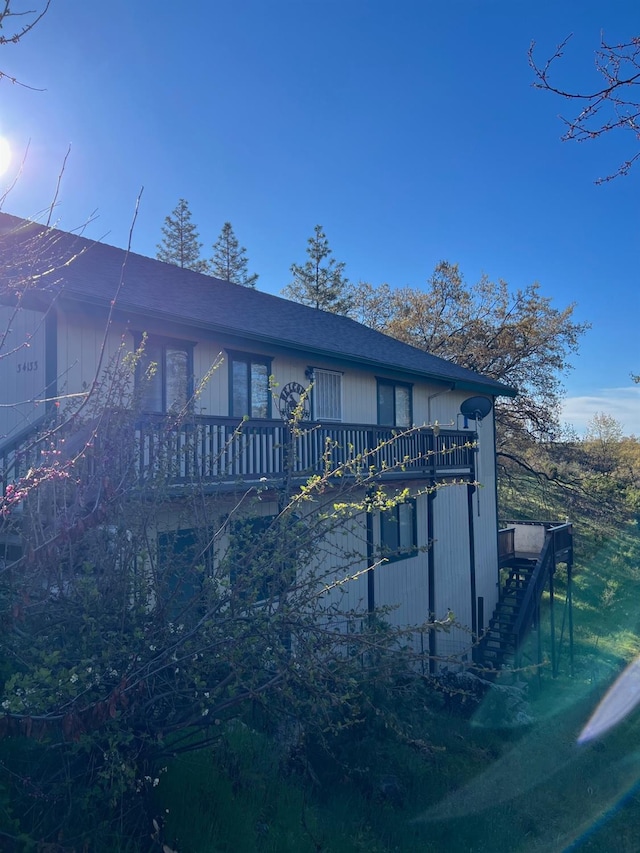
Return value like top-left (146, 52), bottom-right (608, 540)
top-left (283, 224), bottom-right (353, 314)
top-left (210, 221), bottom-right (258, 287)
top-left (0, 411), bottom-right (449, 846)
top-left (584, 412), bottom-right (624, 475)
top-left (156, 198), bottom-right (209, 273)
top-left (354, 262), bottom-right (589, 469)
top-left (529, 33), bottom-right (640, 182)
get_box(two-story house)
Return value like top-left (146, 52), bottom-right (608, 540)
top-left (1, 213), bottom-right (570, 669)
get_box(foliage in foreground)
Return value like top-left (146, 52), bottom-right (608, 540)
top-left (0, 345), bottom-right (460, 849)
top-left (154, 474), bottom-right (640, 853)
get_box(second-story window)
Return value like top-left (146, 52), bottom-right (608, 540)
top-left (229, 353), bottom-right (272, 419)
top-left (377, 380), bottom-right (412, 428)
top-left (138, 337), bottom-right (192, 414)
top-left (313, 369), bottom-right (342, 421)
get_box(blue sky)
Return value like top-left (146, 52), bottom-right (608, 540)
top-left (2, 0), bottom-right (639, 433)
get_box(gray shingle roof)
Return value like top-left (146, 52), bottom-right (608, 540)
top-left (0, 213), bottom-right (515, 397)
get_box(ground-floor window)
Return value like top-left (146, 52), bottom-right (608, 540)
top-left (380, 500), bottom-right (417, 562)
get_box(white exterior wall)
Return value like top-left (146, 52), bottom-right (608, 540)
top-left (56, 311), bottom-right (129, 414)
top-left (374, 497), bottom-right (429, 629)
top-left (432, 482), bottom-right (474, 660)
top-left (0, 305), bottom-right (48, 442)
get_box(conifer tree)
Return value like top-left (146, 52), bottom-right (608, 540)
top-left (156, 199), bottom-right (209, 273)
top-left (210, 222), bottom-right (258, 287)
top-left (283, 225), bottom-right (352, 314)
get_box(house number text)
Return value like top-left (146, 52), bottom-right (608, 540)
top-left (16, 360), bottom-right (38, 373)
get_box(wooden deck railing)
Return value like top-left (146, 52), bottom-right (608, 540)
top-left (498, 526), bottom-right (515, 566)
top-left (1, 416), bottom-right (476, 495)
top-left (133, 417), bottom-right (476, 485)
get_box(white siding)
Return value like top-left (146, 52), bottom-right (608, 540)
top-left (432, 481), bottom-right (474, 661)
top-left (0, 305), bottom-right (47, 442)
top-left (57, 311), bottom-right (131, 413)
top-left (374, 491), bottom-right (430, 655)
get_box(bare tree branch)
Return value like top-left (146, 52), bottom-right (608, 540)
top-left (0, 1), bottom-right (50, 90)
top-left (529, 33), bottom-right (640, 182)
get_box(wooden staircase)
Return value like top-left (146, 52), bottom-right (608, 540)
top-left (477, 558), bottom-right (537, 668)
top-left (476, 523), bottom-right (574, 673)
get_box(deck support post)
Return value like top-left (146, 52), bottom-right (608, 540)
top-left (366, 496), bottom-right (375, 616)
top-left (536, 600), bottom-right (542, 687)
top-left (467, 482), bottom-right (478, 660)
top-left (427, 485), bottom-right (437, 675)
top-left (568, 551), bottom-right (574, 678)
top-left (549, 549), bottom-right (557, 678)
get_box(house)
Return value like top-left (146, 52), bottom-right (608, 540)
top-left (0, 213), bottom-right (569, 669)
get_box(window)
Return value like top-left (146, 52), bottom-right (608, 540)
top-left (377, 380), bottom-right (412, 427)
top-left (138, 337), bottom-right (192, 413)
top-left (313, 369), bottom-right (342, 421)
top-left (229, 352), bottom-right (272, 419)
top-left (380, 500), bottom-right (417, 562)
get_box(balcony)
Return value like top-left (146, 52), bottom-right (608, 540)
top-left (133, 417), bottom-right (476, 487)
top-left (0, 416), bottom-right (476, 496)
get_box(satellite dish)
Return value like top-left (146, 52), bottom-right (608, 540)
top-left (460, 396), bottom-right (492, 421)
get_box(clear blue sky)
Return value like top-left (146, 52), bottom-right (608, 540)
top-left (2, 0), bottom-right (639, 433)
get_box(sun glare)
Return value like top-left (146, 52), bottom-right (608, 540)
top-left (0, 137), bottom-right (11, 176)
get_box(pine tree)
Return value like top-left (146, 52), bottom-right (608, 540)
top-left (283, 225), bottom-right (352, 314)
top-left (210, 222), bottom-right (258, 287)
top-left (156, 199), bottom-right (209, 273)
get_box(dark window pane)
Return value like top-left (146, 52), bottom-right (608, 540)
top-left (398, 502), bottom-right (414, 550)
top-left (140, 341), bottom-right (163, 413)
top-left (381, 501), bottom-right (416, 561)
top-left (232, 360), bottom-right (249, 417)
top-left (395, 386), bottom-right (411, 428)
top-left (378, 382), bottom-right (395, 426)
top-left (381, 510), bottom-right (399, 554)
top-left (166, 348), bottom-right (188, 411)
top-left (251, 363), bottom-right (269, 418)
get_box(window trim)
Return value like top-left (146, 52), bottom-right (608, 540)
top-left (379, 499), bottom-right (418, 563)
top-left (227, 350), bottom-right (273, 419)
top-left (376, 378), bottom-right (413, 428)
top-left (135, 333), bottom-right (194, 414)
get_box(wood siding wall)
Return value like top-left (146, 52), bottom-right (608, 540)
top-left (0, 305), bottom-right (48, 442)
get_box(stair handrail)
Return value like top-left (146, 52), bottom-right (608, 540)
top-left (511, 523), bottom-right (572, 648)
